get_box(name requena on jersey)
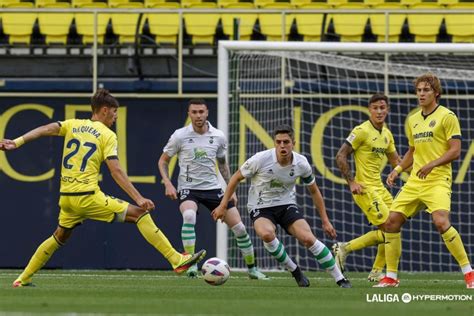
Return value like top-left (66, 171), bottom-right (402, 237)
top-left (72, 125), bottom-right (101, 139)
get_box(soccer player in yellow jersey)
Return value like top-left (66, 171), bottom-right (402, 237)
top-left (374, 73), bottom-right (474, 289)
top-left (334, 94), bottom-right (402, 282)
top-left (0, 89), bottom-right (206, 288)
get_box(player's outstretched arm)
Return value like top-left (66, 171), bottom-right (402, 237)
top-left (0, 122), bottom-right (60, 151)
top-left (216, 155), bottom-right (238, 206)
top-left (106, 158), bottom-right (155, 211)
top-left (158, 153), bottom-right (178, 200)
top-left (307, 182), bottom-right (337, 239)
top-left (212, 170), bottom-right (244, 222)
top-left (335, 142), bottom-right (363, 194)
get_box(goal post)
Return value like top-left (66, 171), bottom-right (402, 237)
top-left (217, 41), bottom-right (474, 272)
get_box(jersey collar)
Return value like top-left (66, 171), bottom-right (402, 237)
top-left (368, 119), bottom-right (383, 134)
top-left (421, 104), bottom-right (440, 120)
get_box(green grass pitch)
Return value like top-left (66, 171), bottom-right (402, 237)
top-left (0, 270), bottom-right (472, 316)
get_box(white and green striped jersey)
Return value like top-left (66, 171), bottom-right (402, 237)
top-left (163, 121), bottom-right (227, 191)
top-left (240, 148), bottom-right (315, 211)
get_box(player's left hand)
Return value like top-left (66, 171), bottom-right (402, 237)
top-left (0, 139), bottom-right (16, 151)
top-left (137, 197), bottom-right (155, 211)
top-left (322, 221), bottom-right (337, 239)
top-left (211, 205), bottom-right (226, 222)
top-left (416, 162), bottom-right (435, 179)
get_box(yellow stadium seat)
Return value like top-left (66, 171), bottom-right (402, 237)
top-left (290, 0), bottom-right (311, 8)
top-left (144, 0), bottom-right (167, 8)
top-left (258, 3), bottom-right (294, 41)
top-left (217, 0), bottom-right (241, 8)
top-left (35, 0), bottom-right (56, 8)
top-left (445, 3), bottom-right (474, 42)
top-left (407, 3), bottom-right (443, 42)
top-left (2, 3), bottom-right (37, 44)
top-left (181, 0), bottom-right (202, 8)
top-left (363, 0), bottom-right (384, 6)
top-left (332, 3), bottom-right (369, 42)
top-left (110, 3), bottom-right (145, 44)
top-left (370, 3), bottom-right (407, 42)
top-left (108, 0), bottom-right (129, 8)
top-left (254, 0), bottom-right (275, 8)
top-left (400, 0), bottom-right (421, 6)
top-left (327, 0), bottom-right (347, 6)
top-left (184, 3), bottom-right (220, 44)
top-left (75, 2), bottom-right (110, 44)
top-left (38, 3), bottom-right (74, 44)
top-left (71, 0), bottom-right (93, 8)
top-left (0, 0), bottom-right (20, 7)
top-left (438, 0), bottom-right (458, 5)
top-left (147, 2), bottom-right (180, 44)
top-left (221, 3), bottom-right (257, 40)
top-left (294, 3), bottom-right (329, 41)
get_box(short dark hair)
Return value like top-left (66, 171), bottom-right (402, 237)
top-left (414, 73), bottom-right (442, 101)
top-left (188, 98), bottom-right (207, 109)
top-left (369, 94), bottom-right (389, 107)
top-left (273, 124), bottom-right (294, 141)
top-left (91, 89), bottom-right (119, 113)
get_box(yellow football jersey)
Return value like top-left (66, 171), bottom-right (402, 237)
top-left (58, 119), bottom-right (118, 193)
top-left (346, 120), bottom-right (396, 188)
top-left (407, 105), bottom-right (461, 183)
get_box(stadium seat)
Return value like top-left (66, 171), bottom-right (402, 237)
top-left (181, 0), bottom-right (202, 8)
top-left (331, 3), bottom-right (369, 42)
top-left (147, 2), bottom-right (180, 44)
top-left (370, 3), bottom-right (407, 42)
top-left (2, 3), bottom-right (37, 44)
top-left (35, 0), bottom-right (57, 7)
top-left (258, 3), bottom-right (294, 41)
top-left (445, 3), bottom-right (474, 42)
top-left (0, 0), bottom-right (20, 7)
top-left (254, 0), bottom-right (276, 8)
top-left (38, 3), bottom-right (74, 44)
top-left (326, 0), bottom-right (347, 6)
top-left (221, 2), bottom-right (258, 40)
top-left (290, 0), bottom-right (310, 7)
top-left (294, 3), bottom-right (329, 41)
top-left (438, 0), bottom-right (458, 5)
top-left (144, 0), bottom-right (167, 8)
top-left (217, 0), bottom-right (240, 8)
top-left (407, 3), bottom-right (443, 42)
top-left (108, 0), bottom-right (130, 8)
top-left (110, 3), bottom-right (145, 44)
top-left (71, 0), bottom-right (93, 7)
top-left (400, 0), bottom-right (421, 5)
top-left (363, 0), bottom-right (384, 6)
top-left (184, 3), bottom-right (220, 44)
top-left (75, 2), bottom-right (110, 44)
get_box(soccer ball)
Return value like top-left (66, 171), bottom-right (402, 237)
top-left (201, 257), bottom-right (230, 286)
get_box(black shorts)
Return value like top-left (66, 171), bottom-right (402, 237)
top-left (178, 189), bottom-right (235, 212)
top-left (249, 204), bottom-right (306, 234)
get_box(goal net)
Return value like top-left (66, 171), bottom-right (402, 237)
top-left (217, 42), bottom-right (474, 273)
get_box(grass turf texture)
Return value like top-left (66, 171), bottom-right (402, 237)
top-left (0, 270), bottom-right (472, 316)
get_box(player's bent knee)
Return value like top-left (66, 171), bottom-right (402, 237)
top-left (258, 231), bottom-right (276, 243)
top-left (113, 209), bottom-right (128, 223)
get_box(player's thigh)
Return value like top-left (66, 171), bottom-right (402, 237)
top-left (253, 217), bottom-right (277, 241)
top-left (199, 189), bottom-right (235, 213)
top-left (58, 196), bottom-right (86, 229)
top-left (178, 190), bottom-right (199, 212)
top-left (223, 207), bottom-right (242, 227)
top-left (391, 181), bottom-right (423, 218)
top-left (286, 218), bottom-right (316, 246)
top-left (353, 187), bottom-right (390, 226)
top-left (421, 182), bottom-right (452, 214)
top-left (83, 191), bottom-right (129, 223)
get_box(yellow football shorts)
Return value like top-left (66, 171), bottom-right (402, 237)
top-left (391, 179), bottom-right (452, 218)
top-left (58, 191), bottom-right (129, 228)
top-left (353, 186), bottom-right (393, 226)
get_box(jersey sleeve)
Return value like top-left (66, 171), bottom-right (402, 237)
top-left (345, 126), bottom-right (366, 150)
top-left (240, 154), bottom-right (260, 178)
top-left (163, 131), bottom-right (180, 157)
top-left (216, 134), bottom-right (228, 159)
top-left (300, 158), bottom-right (315, 186)
top-left (58, 119), bottom-right (73, 136)
top-left (103, 133), bottom-right (118, 159)
top-left (386, 130), bottom-right (396, 154)
top-left (443, 111), bottom-right (462, 140)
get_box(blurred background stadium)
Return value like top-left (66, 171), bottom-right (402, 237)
top-left (0, 0), bottom-right (472, 273)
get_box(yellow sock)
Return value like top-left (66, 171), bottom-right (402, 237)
top-left (372, 243), bottom-right (386, 271)
top-left (385, 232), bottom-right (401, 274)
top-left (136, 213), bottom-right (181, 267)
top-left (346, 230), bottom-right (384, 252)
top-left (17, 235), bottom-right (62, 283)
top-left (442, 226), bottom-right (470, 267)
